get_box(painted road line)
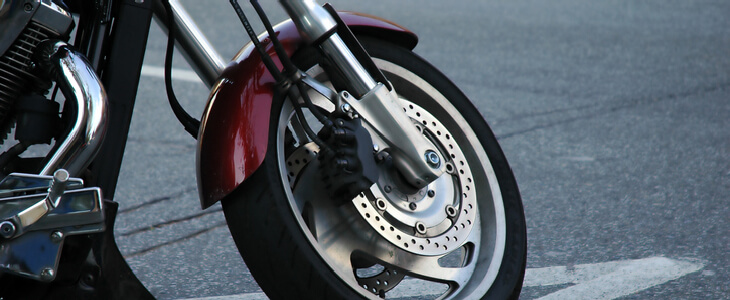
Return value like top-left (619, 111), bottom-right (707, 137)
top-left (141, 65), bottom-right (202, 83)
top-left (178, 256), bottom-right (705, 300)
top-left (532, 256), bottom-right (704, 300)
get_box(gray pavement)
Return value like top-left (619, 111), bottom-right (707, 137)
top-left (113, 0), bottom-right (730, 299)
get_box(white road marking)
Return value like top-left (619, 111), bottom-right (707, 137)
top-left (177, 256), bottom-right (704, 300)
top-left (531, 256), bottom-right (704, 300)
top-left (141, 65), bottom-right (202, 83)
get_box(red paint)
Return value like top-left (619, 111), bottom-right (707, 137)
top-left (197, 12), bottom-right (418, 208)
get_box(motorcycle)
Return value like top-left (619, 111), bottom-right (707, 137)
top-left (0, 0), bottom-right (527, 299)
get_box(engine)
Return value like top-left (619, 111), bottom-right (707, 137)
top-left (0, 0), bottom-right (74, 140)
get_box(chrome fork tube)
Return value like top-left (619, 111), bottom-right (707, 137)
top-left (319, 34), bottom-right (377, 97)
top-left (280, 0), bottom-right (445, 188)
top-left (38, 41), bottom-right (108, 177)
top-left (279, 0), bottom-right (376, 97)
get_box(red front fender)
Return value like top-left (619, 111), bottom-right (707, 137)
top-left (196, 12), bottom-right (418, 209)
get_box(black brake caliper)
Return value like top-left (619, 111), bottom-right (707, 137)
top-left (317, 117), bottom-right (379, 203)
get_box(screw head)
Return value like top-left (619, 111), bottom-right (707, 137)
top-left (375, 198), bottom-right (387, 210)
top-left (427, 190), bottom-right (435, 197)
top-left (384, 185), bottom-right (392, 193)
top-left (341, 103), bottom-right (352, 112)
top-left (425, 151), bottom-right (441, 168)
top-left (51, 231), bottom-right (64, 243)
top-left (40, 268), bottom-right (55, 281)
top-left (445, 205), bottom-right (457, 218)
top-left (0, 221), bottom-right (16, 239)
top-left (415, 221), bottom-right (427, 235)
top-left (373, 144), bottom-right (380, 153)
top-left (409, 202), bottom-right (417, 211)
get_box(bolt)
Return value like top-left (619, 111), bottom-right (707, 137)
top-left (425, 151), bottom-right (441, 168)
top-left (0, 221), bottom-right (16, 239)
top-left (415, 222), bottom-right (427, 235)
top-left (40, 268), bottom-right (55, 281)
top-left (373, 144), bottom-right (380, 153)
top-left (445, 205), bottom-right (457, 218)
top-left (375, 198), bottom-right (387, 210)
top-left (427, 190), bottom-right (435, 197)
top-left (409, 202), bottom-right (417, 211)
top-left (341, 103), bottom-right (352, 112)
top-left (384, 185), bottom-right (392, 193)
top-left (50, 231), bottom-right (64, 243)
top-left (342, 91), bottom-right (351, 99)
top-left (23, 3), bottom-right (33, 12)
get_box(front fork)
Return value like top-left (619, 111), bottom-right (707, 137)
top-left (280, 0), bottom-right (445, 189)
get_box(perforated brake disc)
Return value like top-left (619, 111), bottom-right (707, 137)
top-left (284, 99), bottom-right (477, 257)
top-left (352, 99), bottom-right (477, 256)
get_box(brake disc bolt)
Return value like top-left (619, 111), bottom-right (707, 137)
top-left (50, 231), bottom-right (64, 243)
top-left (425, 151), bottom-right (441, 168)
top-left (376, 198), bottom-right (388, 210)
top-left (445, 205), bottom-right (457, 218)
top-left (415, 221), bottom-right (427, 235)
top-left (409, 202), bottom-right (417, 211)
top-left (427, 190), bottom-right (435, 197)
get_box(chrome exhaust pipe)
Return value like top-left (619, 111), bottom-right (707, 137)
top-left (36, 41), bottom-right (108, 177)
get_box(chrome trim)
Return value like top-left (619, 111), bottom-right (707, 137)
top-left (319, 34), bottom-right (377, 96)
top-left (0, 179), bottom-right (105, 281)
top-left (151, 0), bottom-right (225, 88)
top-left (279, 0), bottom-right (337, 44)
top-left (340, 84), bottom-right (445, 189)
top-left (37, 41), bottom-right (108, 177)
top-left (33, 0), bottom-right (74, 36)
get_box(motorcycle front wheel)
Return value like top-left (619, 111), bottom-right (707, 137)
top-left (222, 37), bottom-right (526, 299)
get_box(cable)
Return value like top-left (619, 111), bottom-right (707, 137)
top-left (229, 0), bottom-right (283, 82)
top-left (162, 0), bottom-right (200, 139)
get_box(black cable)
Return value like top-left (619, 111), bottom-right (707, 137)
top-left (163, 0), bottom-right (200, 139)
top-left (248, 0), bottom-right (332, 129)
top-left (229, 0), bottom-right (283, 82)
top-left (288, 89), bottom-right (333, 155)
top-left (249, 0), bottom-right (297, 75)
top-left (230, 0), bottom-right (336, 153)
top-left (296, 81), bottom-right (333, 128)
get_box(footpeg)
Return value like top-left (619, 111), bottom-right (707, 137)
top-left (0, 172), bottom-right (105, 281)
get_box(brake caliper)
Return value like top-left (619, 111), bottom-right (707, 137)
top-left (317, 117), bottom-right (379, 203)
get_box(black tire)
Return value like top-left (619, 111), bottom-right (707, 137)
top-left (222, 37), bottom-right (527, 299)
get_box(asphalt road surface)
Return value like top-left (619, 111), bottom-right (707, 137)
top-left (113, 0), bottom-right (729, 299)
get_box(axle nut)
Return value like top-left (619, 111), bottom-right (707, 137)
top-left (425, 150), bottom-right (441, 168)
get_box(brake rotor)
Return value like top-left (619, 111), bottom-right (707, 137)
top-left (352, 99), bottom-right (477, 256)
top-left (284, 100), bottom-right (477, 257)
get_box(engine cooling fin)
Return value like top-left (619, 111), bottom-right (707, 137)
top-left (0, 21), bottom-right (57, 143)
